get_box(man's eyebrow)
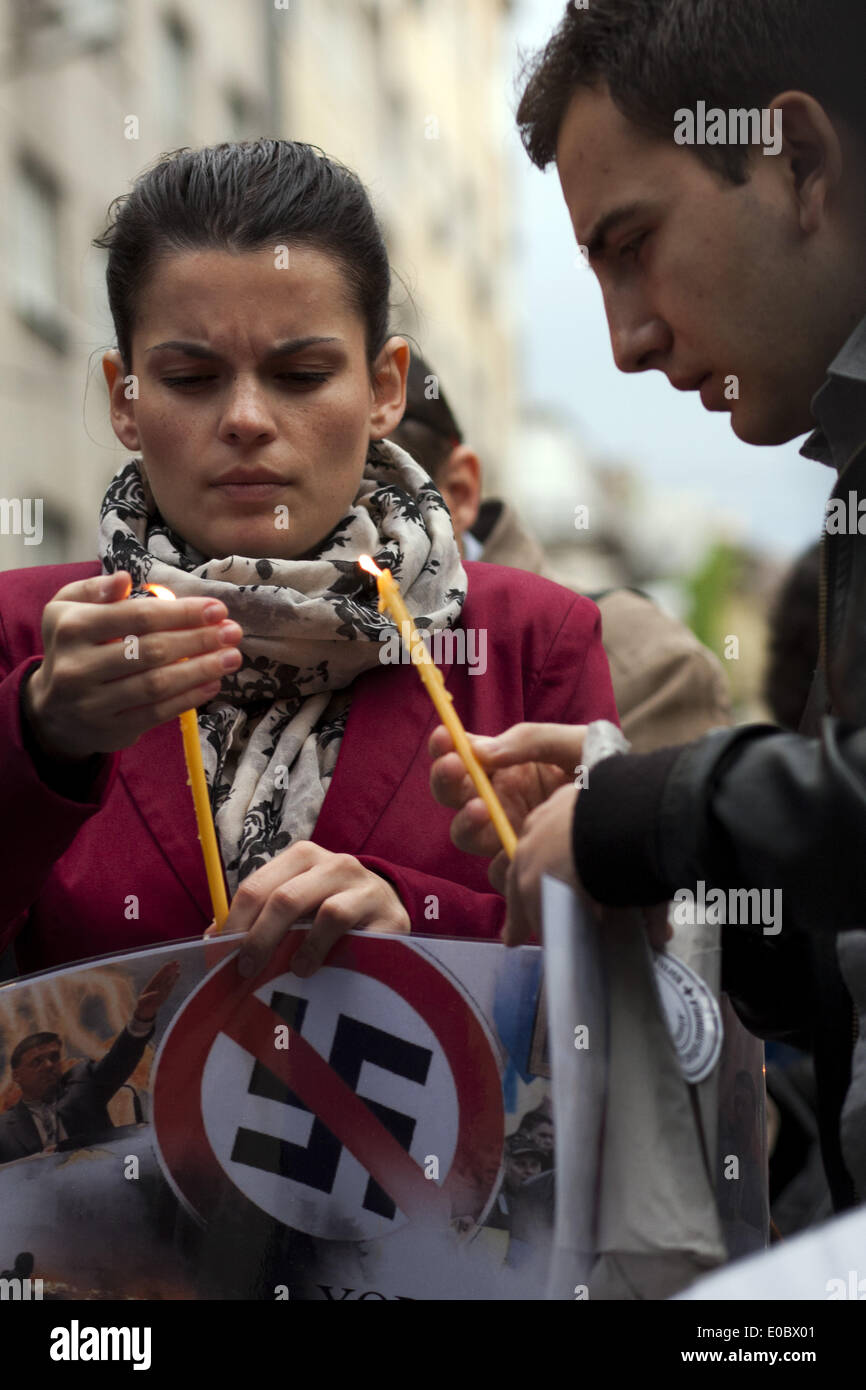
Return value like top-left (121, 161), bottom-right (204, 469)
top-left (583, 203), bottom-right (648, 259)
top-left (145, 336), bottom-right (343, 357)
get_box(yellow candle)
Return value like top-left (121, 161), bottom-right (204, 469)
top-left (179, 706), bottom-right (230, 929)
top-left (146, 585), bottom-right (230, 928)
top-left (359, 558), bottom-right (517, 860)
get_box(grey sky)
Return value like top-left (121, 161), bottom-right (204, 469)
top-left (506, 0), bottom-right (832, 563)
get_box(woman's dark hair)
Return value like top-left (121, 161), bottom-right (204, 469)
top-left (93, 139), bottom-right (392, 372)
top-left (516, 0), bottom-right (866, 183)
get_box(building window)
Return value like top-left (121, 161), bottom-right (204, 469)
top-left (158, 14), bottom-right (192, 145)
top-left (13, 156), bottom-right (66, 351)
top-left (12, 0), bottom-right (123, 59)
top-left (225, 88), bottom-right (258, 142)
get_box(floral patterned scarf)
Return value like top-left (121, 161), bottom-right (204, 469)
top-left (97, 439), bottom-right (467, 897)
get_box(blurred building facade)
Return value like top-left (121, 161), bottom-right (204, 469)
top-left (0, 0), bottom-right (516, 570)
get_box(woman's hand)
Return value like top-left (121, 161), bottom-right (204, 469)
top-left (211, 842), bottom-right (411, 980)
top-left (23, 570), bottom-right (244, 760)
top-left (428, 721), bottom-right (586, 865)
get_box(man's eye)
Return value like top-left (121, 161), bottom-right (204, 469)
top-left (620, 233), bottom-right (648, 259)
top-left (162, 376), bottom-right (215, 388)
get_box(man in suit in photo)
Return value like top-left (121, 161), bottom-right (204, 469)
top-left (0, 960), bottom-right (179, 1164)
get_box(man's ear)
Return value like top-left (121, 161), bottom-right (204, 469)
top-left (369, 337), bottom-right (410, 439)
top-left (436, 445), bottom-right (482, 538)
top-left (102, 350), bottom-right (141, 451)
top-left (770, 91), bottom-right (844, 235)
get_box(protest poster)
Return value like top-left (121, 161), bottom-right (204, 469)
top-left (0, 929), bottom-right (570, 1302)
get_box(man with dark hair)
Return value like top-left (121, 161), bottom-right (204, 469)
top-left (431, 0), bottom-right (866, 1213)
top-left (764, 543), bottom-right (822, 732)
top-left (483, 1132), bottom-right (546, 1236)
top-left (390, 351), bottom-right (732, 753)
top-left (517, 1108), bottom-right (555, 1172)
top-left (0, 961), bottom-right (178, 1163)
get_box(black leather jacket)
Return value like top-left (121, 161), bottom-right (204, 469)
top-left (573, 445), bottom-right (866, 1211)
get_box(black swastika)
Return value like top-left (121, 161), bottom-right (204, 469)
top-left (231, 990), bottom-right (433, 1220)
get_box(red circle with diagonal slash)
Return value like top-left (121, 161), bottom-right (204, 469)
top-left (151, 932), bottom-right (504, 1231)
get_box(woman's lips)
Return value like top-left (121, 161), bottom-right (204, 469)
top-left (213, 481), bottom-right (287, 501)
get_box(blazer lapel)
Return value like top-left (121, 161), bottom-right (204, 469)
top-left (118, 717), bottom-right (214, 920)
top-left (10, 1101), bottom-right (41, 1158)
top-left (313, 658), bottom-right (443, 855)
top-left (117, 656), bottom-right (451, 903)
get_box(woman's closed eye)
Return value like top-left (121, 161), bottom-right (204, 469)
top-left (162, 371), bottom-right (333, 389)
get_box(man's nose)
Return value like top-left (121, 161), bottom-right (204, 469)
top-left (602, 285), bottom-right (671, 374)
top-left (609, 315), bottom-right (671, 374)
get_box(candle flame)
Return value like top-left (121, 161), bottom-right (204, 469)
top-left (145, 583), bottom-right (177, 601)
top-left (358, 554), bottom-right (384, 578)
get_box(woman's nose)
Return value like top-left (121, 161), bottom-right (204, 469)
top-left (218, 378), bottom-right (278, 443)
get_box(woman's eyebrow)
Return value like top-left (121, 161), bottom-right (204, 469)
top-left (145, 336), bottom-right (344, 358)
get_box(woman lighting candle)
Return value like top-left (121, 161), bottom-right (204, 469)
top-left (1, 139), bottom-right (619, 981)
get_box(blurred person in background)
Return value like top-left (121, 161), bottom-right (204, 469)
top-left (390, 352), bottom-right (733, 754)
top-left (762, 541), bottom-right (832, 1235)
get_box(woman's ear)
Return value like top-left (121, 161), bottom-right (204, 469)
top-left (102, 350), bottom-right (141, 451)
top-left (369, 337), bottom-right (410, 439)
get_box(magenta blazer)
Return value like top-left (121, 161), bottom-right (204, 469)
top-left (0, 560), bottom-right (618, 973)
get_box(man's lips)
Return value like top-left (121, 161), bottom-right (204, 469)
top-left (669, 373), bottom-right (711, 393)
top-left (669, 373), bottom-right (728, 410)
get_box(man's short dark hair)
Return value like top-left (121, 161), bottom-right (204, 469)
top-left (388, 349), bottom-right (463, 485)
top-left (518, 1108), bottom-right (551, 1135)
top-left (764, 542), bottom-right (821, 730)
top-left (11, 1032), bottom-right (60, 1070)
top-left (516, 0), bottom-right (866, 183)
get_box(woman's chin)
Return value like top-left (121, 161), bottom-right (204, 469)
top-left (196, 529), bottom-right (313, 563)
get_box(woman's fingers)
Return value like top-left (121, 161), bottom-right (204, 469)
top-left (92, 618), bottom-right (242, 682)
top-left (235, 861), bottom-right (339, 979)
top-left (48, 570), bottom-right (133, 606)
top-left (97, 642), bottom-right (242, 715)
top-left (31, 576), bottom-right (245, 757)
top-left (221, 842), bottom-right (325, 938)
top-left (294, 887), bottom-right (409, 979)
top-left (223, 845), bottom-right (409, 982)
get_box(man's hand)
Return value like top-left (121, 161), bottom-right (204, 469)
top-left (208, 842), bottom-right (411, 980)
top-left (501, 784), bottom-right (673, 950)
top-left (133, 961), bottom-right (181, 1023)
top-left (428, 722), bottom-right (587, 859)
top-left (501, 784), bottom-right (581, 943)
